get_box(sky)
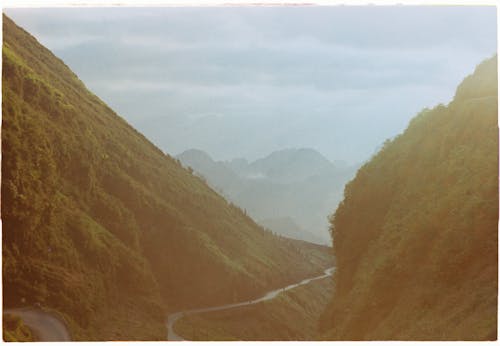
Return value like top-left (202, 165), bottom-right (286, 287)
top-left (4, 6), bottom-right (497, 164)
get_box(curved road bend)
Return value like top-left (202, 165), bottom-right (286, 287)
top-left (4, 307), bottom-right (70, 341)
top-left (166, 266), bottom-right (335, 341)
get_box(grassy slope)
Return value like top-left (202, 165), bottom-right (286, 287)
top-left (2, 15), bottom-right (332, 340)
top-left (175, 275), bottom-right (333, 340)
top-left (320, 56), bottom-right (498, 340)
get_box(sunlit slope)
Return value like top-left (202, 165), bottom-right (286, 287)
top-left (2, 15), bottom-right (332, 340)
top-left (320, 56), bottom-right (498, 340)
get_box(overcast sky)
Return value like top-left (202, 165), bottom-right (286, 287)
top-left (4, 6), bottom-right (497, 164)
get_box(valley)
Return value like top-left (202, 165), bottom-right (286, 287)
top-left (2, 7), bottom-right (497, 343)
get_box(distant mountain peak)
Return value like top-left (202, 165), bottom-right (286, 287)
top-left (177, 148), bottom-right (214, 161)
top-left (247, 147), bottom-right (334, 183)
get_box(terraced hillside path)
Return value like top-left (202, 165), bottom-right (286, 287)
top-left (166, 267), bottom-right (335, 341)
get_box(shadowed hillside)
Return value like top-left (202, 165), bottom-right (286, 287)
top-left (2, 15), bottom-right (332, 341)
top-left (320, 56), bottom-right (498, 340)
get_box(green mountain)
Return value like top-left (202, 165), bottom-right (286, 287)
top-left (320, 56), bottom-right (498, 340)
top-left (2, 15), bottom-right (332, 341)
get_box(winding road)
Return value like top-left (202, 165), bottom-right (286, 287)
top-left (4, 267), bottom-right (333, 341)
top-left (166, 266), bottom-right (335, 341)
top-left (4, 307), bottom-right (70, 341)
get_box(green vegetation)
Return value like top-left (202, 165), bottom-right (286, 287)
top-left (176, 276), bottom-right (333, 340)
top-left (3, 314), bottom-right (35, 342)
top-left (2, 15), bottom-right (332, 341)
top-left (320, 56), bottom-right (498, 340)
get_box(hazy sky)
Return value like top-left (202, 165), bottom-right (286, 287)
top-left (5, 6), bottom-right (497, 164)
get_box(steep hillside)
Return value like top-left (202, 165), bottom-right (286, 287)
top-left (320, 56), bottom-right (498, 340)
top-left (2, 15), bottom-right (332, 341)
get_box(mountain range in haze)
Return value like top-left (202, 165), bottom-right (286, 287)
top-left (177, 148), bottom-right (358, 244)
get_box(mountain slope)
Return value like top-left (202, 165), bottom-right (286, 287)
top-left (320, 56), bottom-right (498, 340)
top-left (2, 15), bottom-right (332, 341)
